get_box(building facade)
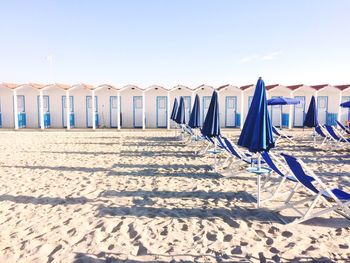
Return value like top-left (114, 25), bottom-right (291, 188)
top-left (0, 82), bottom-right (349, 130)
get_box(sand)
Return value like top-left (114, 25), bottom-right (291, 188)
top-left (0, 129), bottom-right (349, 262)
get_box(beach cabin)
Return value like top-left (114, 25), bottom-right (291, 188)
top-left (313, 84), bottom-right (340, 126)
top-left (194, 85), bottom-right (215, 125)
top-left (39, 84), bottom-right (69, 128)
top-left (94, 84), bottom-right (119, 128)
top-left (144, 85), bottom-right (169, 128)
top-left (336, 84), bottom-right (350, 125)
top-left (119, 85), bottom-right (144, 129)
top-left (266, 84), bottom-right (293, 128)
top-left (217, 84), bottom-right (242, 128)
top-left (11, 84), bottom-right (40, 128)
top-left (66, 84), bottom-right (94, 128)
top-left (241, 84), bottom-right (255, 126)
top-left (169, 85), bottom-right (193, 127)
top-left (0, 83), bottom-right (16, 128)
top-left (288, 85), bottom-right (316, 127)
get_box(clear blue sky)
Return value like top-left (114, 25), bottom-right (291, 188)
top-left (1, 0), bottom-right (349, 87)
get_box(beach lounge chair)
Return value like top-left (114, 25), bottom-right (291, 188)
top-left (258, 151), bottom-right (307, 204)
top-left (336, 120), bottom-right (350, 135)
top-left (313, 125), bottom-right (332, 146)
top-left (217, 136), bottom-right (264, 168)
top-left (324, 125), bottom-right (350, 147)
top-left (272, 126), bottom-right (295, 145)
top-left (278, 153), bottom-right (350, 224)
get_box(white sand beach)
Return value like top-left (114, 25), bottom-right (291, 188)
top-left (0, 130), bottom-right (349, 262)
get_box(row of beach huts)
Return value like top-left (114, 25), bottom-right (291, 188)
top-left (0, 82), bottom-right (349, 130)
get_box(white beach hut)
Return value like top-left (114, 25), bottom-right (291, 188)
top-left (266, 84), bottom-right (294, 128)
top-left (288, 84), bottom-right (316, 127)
top-left (241, 84), bottom-right (255, 128)
top-left (119, 85), bottom-right (144, 129)
top-left (194, 84), bottom-right (215, 125)
top-left (144, 85), bottom-right (169, 129)
top-left (169, 85), bottom-right (193, 128)
top-left (39, 83), bottom-right (70, 128)
top-left (0, 83), bottom-right (16, 128)
top-left (336, 84), bottom-right (350, 125)
top-left (217, 84), bottom-right (242, 128)
top-left (94, 84), bottom-right (119, 128)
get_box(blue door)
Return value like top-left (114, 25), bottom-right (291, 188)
top-left (293, 96), bottom-right (305, 127)
top-left (202, 96), bottom-right (211, 125)
top-left (62, 96), bottom-right (74, 128)
top-left (156, 96), bottom-right (167, 128)
top-left (86, 96), bottom-right (98, 128)
top-left (225, 96), bottom-right (237, 127)
top-left (133, 96), bottom-right (143, 128)
top-left (317, 96), bottom-right (328, 125)
top-left (37, 95), bottom-right (50, 128)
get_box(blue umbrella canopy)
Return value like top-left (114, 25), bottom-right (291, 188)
top-left (188, 94), bottom-right (201, 128)
top-left (303, 96), bottom-right (319, 128)
top-left (201, 91), bottom-right (220, 137)
top-left (340, 100), bottom-right (350, 108)
top-left (267, 97), bottom-right (300, 105)
top-left (170, 98), bottom-right (178, 121)
top-left (175, 96), bottom-right (186, 124)
top-left (238, 77), bottom-right (275, 153)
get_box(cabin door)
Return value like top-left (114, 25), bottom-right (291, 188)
top-left (183, 96), bottom-right (191, 124)
top-left (270, 96), bottom-right (282, 127)
top-left (317, 96), bottom-right (328, 125)
top-left (293, 96), bottom-right (305, 127)
top-left (133, 96), bottom-right (143, 128)
top-left (156, 96), bottom-right (167, 128)
top-left (62, 96), bottom-right (74, 128)
top-left (202, 96), bottom-right (211, 125)
top-left (341, 96), bottom-right (350, 124)
top-left (86, 96), bottom-right (98, 128)
top-left (110, 96), bottom-right (119, 128)
top-left (37, 95), bottom-right (50, 127)
top-left (225, 96), bottom-right (236, 127)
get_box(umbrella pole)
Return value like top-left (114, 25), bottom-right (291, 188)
top-left (214, 138), bottom-right (217, 172)
top-left (257, 153), bottom-right (261, 208)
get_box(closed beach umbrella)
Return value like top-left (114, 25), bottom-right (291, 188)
top-left (175, 96), bottom-right (186, 124)
top-left (238, 77), bottom-right (275, 154)
top-left (188, 94), bottom-right (201, 128)
top-left (202, 91), bottom-right (220, 138)
top-left (267, 97), bottom-right (300, 128)
top-left (170, 98), bottom-right (178, 121)
top-left (340, 100), bottom-right (350, 108)
top-left (303, 96), bottom-right (318, 128)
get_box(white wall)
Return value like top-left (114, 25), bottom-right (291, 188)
top-left (43, 87), bottom-right (66, 128)
top-left (145, 88), bottom-right (168, 128)
top-left (317, 86), bottom-right (341, 114)
top-left (69, 87), bottom-right (91, 128)
top-left (243, 87), bottom-right (255, 121)
top-left (16, 86), bottom-right (39, 128)
top-left (120, 87), bottom-right (143, 128)
top-left (218, 87), bottom-right (241, 128)
top-left (195, 86), bottom-right (215, 124)
top-left (0, 86), bottom-right (14, 128)
top-left (95, 87), bottom-right (118, 128)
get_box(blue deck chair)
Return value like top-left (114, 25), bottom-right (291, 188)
top-left (324, 125), bottom-right (350, 147)
top-left (314, 126), bottom-right (331, 146)
top-left (279, 153), bottom-right (350, 224)
top-left (259, 151), bottom-right (307, 204)
top-left (336, 120), bottom-right (350, 135)
top-left (272, 126), bottom-right (295, 145)
top-left (217, 136), bottom-right (265, 169)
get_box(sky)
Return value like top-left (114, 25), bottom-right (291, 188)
top-left (0, 0), bottom-right (350, 87)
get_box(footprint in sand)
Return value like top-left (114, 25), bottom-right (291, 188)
top-left (206, 232), bottom-right (217, 241)
top-left (67, 228), bottom-right (76, 237)
top-left (223, 234), bottom-right (232, 242)
top-left (160, 227), bottom-right (168, 236)
top-left (111, 221), bottom-right (123, 233)
top-left (266, 237), bottom-right (274, 246)
top-left (181, 224), bottom-right (188, 231)
top-left (231, 246), bottom-right (242, 255)
top-left (281, 231), bottom-right (293, 238)
top-left (270, 247), bottom-right (280, 254)
top-left (128, 223), bottom-right (138, 239)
